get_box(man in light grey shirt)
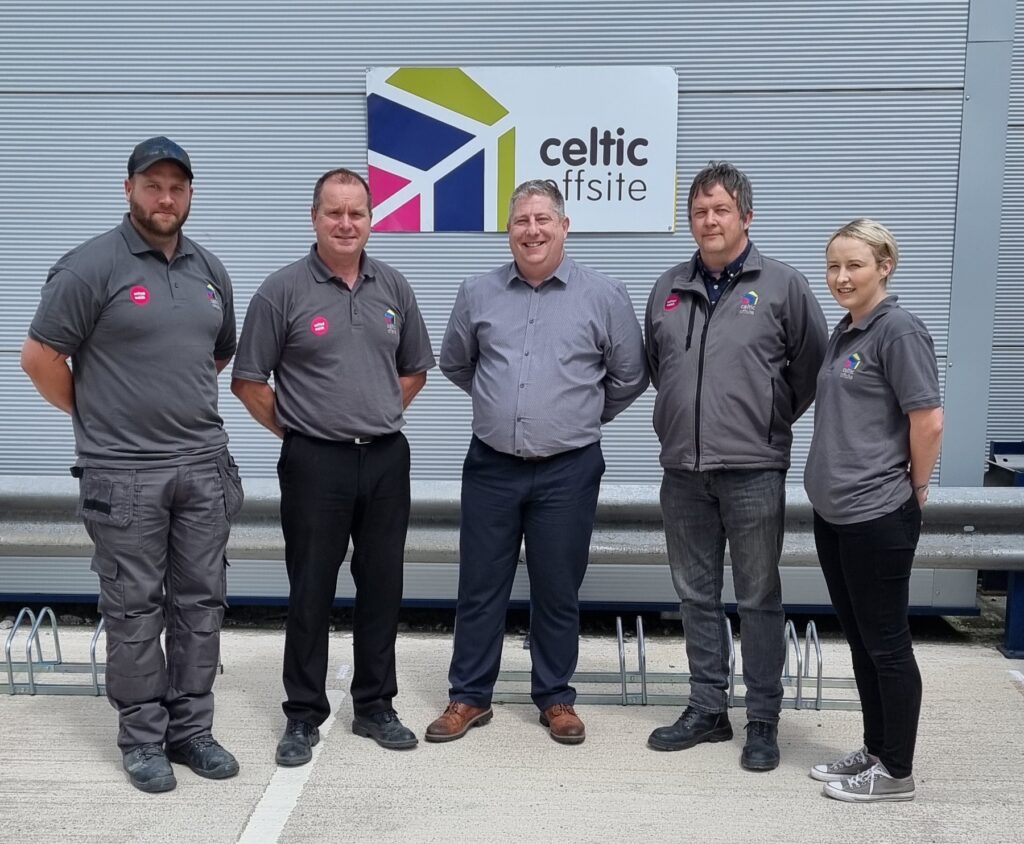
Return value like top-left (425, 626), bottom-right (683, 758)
top-left (426, 179), bottom-right (648, 746)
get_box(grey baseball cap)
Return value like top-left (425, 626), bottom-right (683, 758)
top-left (127, 136), bottom-right (193, 180)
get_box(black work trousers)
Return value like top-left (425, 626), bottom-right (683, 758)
top-left (278, 431), bottom-right (410, 725)
top-left (813, 495), bottom-right (923, 778)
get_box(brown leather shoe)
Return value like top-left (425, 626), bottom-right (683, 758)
top-left (424, 701), bottom-right (493, 743)
top-left (540, 704), bottom-right (586, 745)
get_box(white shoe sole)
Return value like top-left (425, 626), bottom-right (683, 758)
top-left (823, 783), bottom-right (916, 802)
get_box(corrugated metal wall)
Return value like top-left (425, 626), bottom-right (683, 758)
top-left (990, 5), bottom-right (1024, 455)
top-left (0, 1), bottom-right (974, 482)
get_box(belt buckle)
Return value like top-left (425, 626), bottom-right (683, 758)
top-left (353, 436), bottom-right (373, 445)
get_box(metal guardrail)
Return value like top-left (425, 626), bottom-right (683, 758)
top-left (2, 478), bottom-right (1023, 651)
top-left (2, 478), bottom-right (1022, 570)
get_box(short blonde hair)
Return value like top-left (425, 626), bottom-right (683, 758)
top-left (827, 218), bottom-right (899, 283)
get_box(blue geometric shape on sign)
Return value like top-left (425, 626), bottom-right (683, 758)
top-left (367, 94), bottom-right (475, 170)
top-left (434, 150), bottom-right (484, 231)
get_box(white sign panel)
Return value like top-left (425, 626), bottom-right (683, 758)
top-left (366, 66), bottom-right (678, 232)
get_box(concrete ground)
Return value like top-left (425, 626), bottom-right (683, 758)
top-left (1, 624), bottom-right (1023, 843)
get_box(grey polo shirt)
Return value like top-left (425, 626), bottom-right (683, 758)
top-left (232, 246), bottom-right (435, 440)
top-left (804, 296), bottom-right (941, 525)
top-left (28, 214), bottom-right (235, 468)
top-left (439, 255), bottom-right (649, 458)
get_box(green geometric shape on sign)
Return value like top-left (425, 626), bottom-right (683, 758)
top-left (386, 68), bottom-right (508, 126)
top-left (497, 128), bottom-right (516, 230)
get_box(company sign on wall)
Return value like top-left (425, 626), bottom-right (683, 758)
top-left (366, 66), bottom-right (678, 233)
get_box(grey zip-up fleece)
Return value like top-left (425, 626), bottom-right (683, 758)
top-left (645, 243), bottom-right (828, 471)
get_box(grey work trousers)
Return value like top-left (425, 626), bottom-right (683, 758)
top-left (79, 452), bottom-right (243, 748)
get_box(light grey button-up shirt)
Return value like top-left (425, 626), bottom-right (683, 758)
top-left (440, 255), bottom-right (648, 458)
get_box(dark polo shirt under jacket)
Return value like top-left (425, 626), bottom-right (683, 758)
top-left (804, 296), bottom-right (940, 525)
top-left (29, 214), bottom-right (236, 468)
top-left (232, 246), bottom-right (435, 440)
top-left (439, 255), bottom-right (649, 458)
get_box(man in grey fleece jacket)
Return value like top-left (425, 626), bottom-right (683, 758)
top-left (644, 161), bottom-right (827, 771)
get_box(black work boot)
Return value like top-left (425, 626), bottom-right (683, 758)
top-left (741, 720), bottom-right (780, 771)
top-left (167, 734), bottom-right (239, 779)
top-left (122, 743), bottom-right (177, 793)
top-left (276, 718), bottom-right (320, 767)
top-left (352, 709), bottom-right (418, 749)
top-left (647, 705), bottom-right (733, 751)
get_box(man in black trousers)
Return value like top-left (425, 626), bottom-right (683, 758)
top-left (232, 168), bottom-right (435, 763)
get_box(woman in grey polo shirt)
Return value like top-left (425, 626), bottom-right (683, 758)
top-left (804, 219), bottom-right (944, 803)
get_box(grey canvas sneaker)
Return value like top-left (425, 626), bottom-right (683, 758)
top-left (823, 761), bottom-right (916, 803)
top-left (810, 746), bottom-right (878, 782)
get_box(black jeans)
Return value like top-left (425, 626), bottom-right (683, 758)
top-left (813, 495), bottom-right (923, 778)
top-left (278, 431), bottom-right (411, 724)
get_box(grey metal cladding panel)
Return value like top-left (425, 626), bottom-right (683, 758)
top-left (987, 352), bottom-right (1024, 443)
top-left (1009, 0), bottom-right (1024, 121)
top-left (0, 89), bottom-right (959, 481)
top-left (994, 131), bottom-right (1024, 345)
top-left (0, 90), bottom-right (961, 349)
top-left (1, 1), bottom-right (967, 93)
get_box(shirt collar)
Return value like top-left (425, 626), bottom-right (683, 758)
top-left (307, 244), bottom-right (376, 285)
top-left (839, 294), bottom-right (900, 332)
top-left (696, 240), bottom-right (752, 284)
top-left (506, 253), bottom-right (573, 287)
top-left (118, 213), bottom-right (195, 258)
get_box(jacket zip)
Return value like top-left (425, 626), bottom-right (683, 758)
top-left (768, 377), bottom-right (776, 446)
top-left (693, 307), bottom-right (710, 470)
top-left (691, 275), bottom-right (743, 471)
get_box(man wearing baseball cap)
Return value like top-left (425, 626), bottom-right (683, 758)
top-left (21, 136), bottom-right (243, 793)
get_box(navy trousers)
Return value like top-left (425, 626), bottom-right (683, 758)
top-left (447, 437), bottom-right (604, 710)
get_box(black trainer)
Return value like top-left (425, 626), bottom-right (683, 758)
top-left (741, 720), bottom-right (780, 771)
top-left (276, 718), bottom-right (320, 767)
top-left (122, 743), bottom-right (177, 793)
top-left (167, 734), bottom-right (239, 779)
top-left (352, 710), bottom-right (418, 749)
top-left (647, 705), bottom-right (733, 751)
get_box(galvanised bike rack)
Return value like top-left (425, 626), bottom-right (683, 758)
top-left (3, 606), bottom-right (106, 696)
top-left (494, 616), bottom-right (860, 710)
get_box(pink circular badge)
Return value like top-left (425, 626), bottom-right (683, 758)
top-left (129, 285), bottom-right (150, 306)
top-left (664, 294), bottom-right (681, 311)
top-left (310, 316), bottom-right (330, 336)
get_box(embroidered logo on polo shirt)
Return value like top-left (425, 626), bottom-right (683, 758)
top-left (841, 352), bottom-right (862, 380)
top-left (739, 290), bottom-right (758, 315)
top-left (129, 285), bottom-right (150, 306)
top-left (384, 308), bottom-right (398, 334)
top-left (205, 283), bottom-right (221, 309)
top-left (664, 294), bottom-right (681, 311)
top-left (310, 316), bottom-right (330, 336)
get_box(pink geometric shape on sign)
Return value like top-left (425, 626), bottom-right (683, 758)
top-left (373, 195), bottom-right (421, 232)
top-left (369, 165), bottom-right (411, 205)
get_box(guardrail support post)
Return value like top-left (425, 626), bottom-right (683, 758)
top-left (998, 572), bottom-right (1024, 658)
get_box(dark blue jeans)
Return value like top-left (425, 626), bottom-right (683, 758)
top-left (448, 437), bottom-right (605, 710)
top-left (814, 495), bottom-right (923, 779)
top-left (661, 468), bottom-right (786, 723)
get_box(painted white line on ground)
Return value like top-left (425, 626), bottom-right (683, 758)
top-left (238, 665), bottom-right (351, 844)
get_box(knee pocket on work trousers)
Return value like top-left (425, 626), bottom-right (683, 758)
top-left (170, 607), bottom-right (224, 694)
top-left (104, 613), bottom-right (166, 704)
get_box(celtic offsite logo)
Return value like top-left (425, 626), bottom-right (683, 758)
top-left (367, 68), bottom-right (515, 233)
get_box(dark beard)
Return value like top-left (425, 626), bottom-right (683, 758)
top-left (129, 198), bottom-right (190, 239)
